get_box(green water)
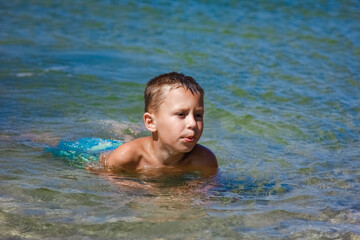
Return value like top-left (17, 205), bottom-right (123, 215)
top-left (1, 0), bottom-right (360, 239)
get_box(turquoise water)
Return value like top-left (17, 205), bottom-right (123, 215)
top-left (1, 0), bottom-right (360, 239)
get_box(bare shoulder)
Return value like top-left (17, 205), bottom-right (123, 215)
top-left (106, 137), bottom-right (150, 171)
top-left (188, 144), bottom-right (218, 169)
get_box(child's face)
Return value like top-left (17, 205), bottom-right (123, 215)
top-left (154, 86), bottom-right (204, 153)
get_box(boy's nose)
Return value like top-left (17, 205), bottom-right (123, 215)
top-left (186, 115), bottom-right (197, 129)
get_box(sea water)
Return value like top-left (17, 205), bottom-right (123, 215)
top-left (1, 0), bottom-right (360, 239)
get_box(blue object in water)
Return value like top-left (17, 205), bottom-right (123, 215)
top-left (46, 138), bottom-right (123, 168)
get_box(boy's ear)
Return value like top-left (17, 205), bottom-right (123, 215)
top-left (143, 112), bottom-right (157, 132)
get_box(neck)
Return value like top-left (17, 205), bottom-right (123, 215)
top-left (149, 138), bottom-right (185, 167)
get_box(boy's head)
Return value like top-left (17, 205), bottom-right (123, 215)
top-left (144, 72), bottom-right (204, 113)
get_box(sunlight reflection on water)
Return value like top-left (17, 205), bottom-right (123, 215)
top-left (1, 0), bottom-right (360, 239)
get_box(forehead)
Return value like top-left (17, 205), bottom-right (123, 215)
top-left (160, 86), bottom-right (204, 108)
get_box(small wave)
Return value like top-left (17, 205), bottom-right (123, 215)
top-left (98, 119), bottom-right (145, 141)
top-left (16, 72), bottom-right (33, 77)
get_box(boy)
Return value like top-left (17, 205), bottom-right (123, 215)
top-left (101, 72), bottom-right (218, 173)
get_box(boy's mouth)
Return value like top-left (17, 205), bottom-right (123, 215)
top-left (183, 136), bottom-right (195, 142)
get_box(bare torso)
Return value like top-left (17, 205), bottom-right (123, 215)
top-left (100, 137), bottom-right (218, 174)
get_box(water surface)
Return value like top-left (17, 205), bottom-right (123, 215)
top-left (1, 0), bottom-right (360, 239)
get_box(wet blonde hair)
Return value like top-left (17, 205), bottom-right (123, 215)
top-left (144, 72), bottom-right (204, 113)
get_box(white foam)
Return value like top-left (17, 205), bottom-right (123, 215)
top-left (16, 72), bottom-right (33, 77)
top-left (98, 119), bottom-right (145, 141)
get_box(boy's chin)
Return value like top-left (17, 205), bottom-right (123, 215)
top-left (178, 144), bottom-right (197, 153)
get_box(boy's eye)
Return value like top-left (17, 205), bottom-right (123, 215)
top-left (177, 113), bottom-right (185, 117)
top-left (195, 114), bottom-right (203, 119)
